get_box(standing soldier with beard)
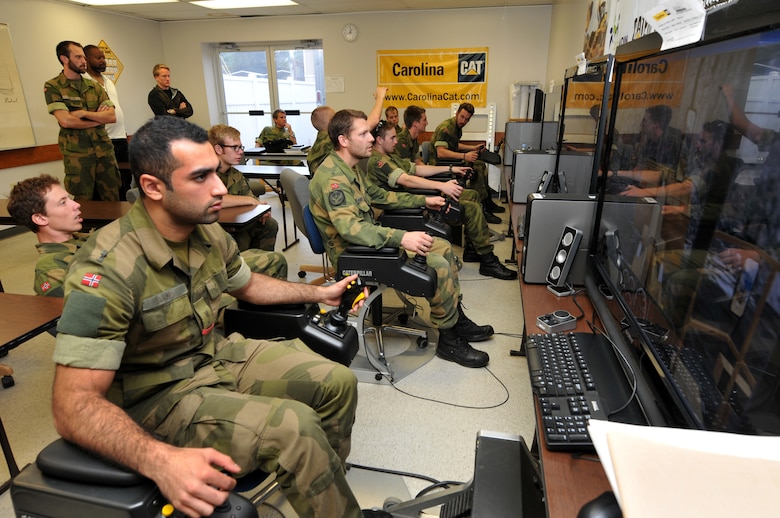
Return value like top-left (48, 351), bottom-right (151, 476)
top-left (44, 41), bottom-right (120, 201)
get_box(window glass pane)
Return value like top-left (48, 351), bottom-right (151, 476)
top-left (220, 50), bottom-right (271, 148)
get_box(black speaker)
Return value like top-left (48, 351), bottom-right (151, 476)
top-left (546, 226), bottom-right (583, 288)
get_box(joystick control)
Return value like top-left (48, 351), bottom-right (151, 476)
top-left (330, 276), bottom-right (366, 327)
top-left (208, 493), bottom-right (258, 518)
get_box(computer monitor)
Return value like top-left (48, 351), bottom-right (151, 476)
top-left (588, 25), bottom-right (780, 435)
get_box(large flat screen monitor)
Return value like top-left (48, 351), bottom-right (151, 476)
top-left (591, 26), bottom-right (780, 435)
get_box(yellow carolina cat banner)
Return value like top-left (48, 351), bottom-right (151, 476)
top-left (377, 48), bottom-right (488, 109)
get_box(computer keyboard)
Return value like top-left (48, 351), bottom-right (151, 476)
top-left (525, 332), bottom-right (608, 451)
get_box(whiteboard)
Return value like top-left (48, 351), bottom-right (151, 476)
top-left (0, 23), bottom-right (35, 151)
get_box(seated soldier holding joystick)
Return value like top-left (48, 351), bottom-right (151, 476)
top-left (309, 109), bottom-right (494, 368)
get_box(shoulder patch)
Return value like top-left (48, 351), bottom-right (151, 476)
top-left (329, 189), bottom-right (346, 206)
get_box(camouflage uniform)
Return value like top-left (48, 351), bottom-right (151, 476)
top-left (309, 152), bottom-right (462, 329)
top-left (33, 232), bottom-right (91, 297)
top-left (44, 72), bottom-right (120, 201)
top-left (218, 166), bottom-right (279, 252)
top-left (52, 201), bottom-right (360, 518)
top-left (258, 125), bottom-right (299, 165)
top-left (307, 130), bottom-right (333, 176)
top-left (395, 127), bottom-right (420, 163)
top-left (365, 151), bottom-right (493, 255)
top-left (430, 117), bottom-right (489, 200)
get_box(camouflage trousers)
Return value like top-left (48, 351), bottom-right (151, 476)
top-left (62, 151), bottom-right (121, 201)
top-left (413, 237), bottom-right (461, 329)
top-left (459, 189), bottom-right (493, 255)
top-left (467, 160), bottom-right (490, 201)
top-left (225, 215), bottom-right (279, 252)
top-left (153, 335), bottom-right (362, 518)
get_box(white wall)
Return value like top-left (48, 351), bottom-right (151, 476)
top-left (1, 1), bottom-right (589, 197)
top-left (160, 6), bottom-right (554, 132)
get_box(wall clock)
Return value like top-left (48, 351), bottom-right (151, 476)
top-left (342, 23), bottom-right (358, 42)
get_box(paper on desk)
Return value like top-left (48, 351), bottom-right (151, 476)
top-left (588, 419), bottom-right (780, 517)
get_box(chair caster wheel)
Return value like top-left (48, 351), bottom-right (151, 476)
top-left (374, 373), bottom-right (383, 381)
top-left (298, 271), bottom-right (306, 279)
top-left (417, 336), bottom-right (428, 349)
top-left (398, 313), bottom-right (409, 325)
top-left (2, 375), bottom-right (15, 389)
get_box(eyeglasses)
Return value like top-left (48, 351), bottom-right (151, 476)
top-left (222, 144), bottom-right (245, 152)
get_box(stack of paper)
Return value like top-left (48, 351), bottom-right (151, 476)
top-left (588, 419), bottom-right (780, 517)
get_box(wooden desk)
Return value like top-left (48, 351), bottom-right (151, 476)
top-left (0, 200), bottom-right (267, 229)
top-left (235, 164), bottom-right (310, 251)
top-left (0, 293), bottom-right (63, 494)
top-left (511, 202), bottom-right (611, 517)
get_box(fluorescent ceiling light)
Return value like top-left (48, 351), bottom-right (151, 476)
top-left (190, 0), bottom-right (298, 8)
top-left (67, 0), bottom-right (177, 5)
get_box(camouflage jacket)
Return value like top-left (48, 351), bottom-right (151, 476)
top-left (52, 200), bottom-right (251, 421)
top-left (33, 232), bottom-right (91, 297)
top-left (309, 151), bottom-right (425, 266)
top-left (258, 125), bottom-right (290, 144)
top-left (307, 130), bottom-right (333, 175)
top-left (429, 116), bottom-right (461, 165)
top-left (395, 127), bottom-right (419, 162)
top-left (218, 166), bottom-right (252, 196)
top-left (44, 72), bottom-right (115, 157)
top-left (366, 150), bottom-right (417, 191)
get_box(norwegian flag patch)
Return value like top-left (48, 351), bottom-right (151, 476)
top-left (41, 281), bottom-right (51, 293)
top-left (81, 273), bottom-right (102, 288)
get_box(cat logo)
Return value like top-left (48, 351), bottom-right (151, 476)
top-left (458, 53), bottom-right (486, 83)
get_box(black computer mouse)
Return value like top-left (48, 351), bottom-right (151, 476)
top-left (577, 491), bottom-right (623, 518)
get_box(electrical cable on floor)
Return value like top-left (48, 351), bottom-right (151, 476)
top-left (380, 366), bottom-right (510, 409)
top-left (347, 463), bottom-right (466, 500)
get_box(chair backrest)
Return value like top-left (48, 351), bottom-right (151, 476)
top-left (279, 168), bottom-right (310, 239)
top-left (303, 205), bottom-right (326, 255)
top-left (420, 141), bottom-right (431, 165)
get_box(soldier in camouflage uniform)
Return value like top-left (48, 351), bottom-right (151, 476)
top-left (258, 109), bottom-right (298, 146)
top-left (208, 125), bottom-right (282, 259)
top-left (430, 103), bottom-right (505, 218)
top-left (309, 109), bottom-right (494, 368)
top-left (307, 87), bottom-right (389, 176)
top-left (7, 174), bottom-right (89, 297)
top-left (44, 41), bottom-right (120, 202)
top-left (367, 121), bottom-right (516, 281)
top-left (50, 116), bottom-right (372, 518)
top-left (384, 106), bottom-right (402, 135)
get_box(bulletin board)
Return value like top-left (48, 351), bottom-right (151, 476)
top-left (0, 23), bottom-right (35, 151)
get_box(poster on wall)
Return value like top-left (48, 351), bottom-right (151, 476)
top-left (97, 40), bottom-right (124, 83)
top-left (0, 23), bottom-right (35, 151)
top-left (376, 48), bottom-right (488, 109)
top-left (584, 0), bottom-right (608, 60)
top-left (605, 0), bottom-right (660, 55)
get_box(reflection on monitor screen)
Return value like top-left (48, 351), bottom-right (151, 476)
top-left (592, 27), bottom-right (780, 436)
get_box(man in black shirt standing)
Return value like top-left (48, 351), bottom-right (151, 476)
top-left (148, 64), bottom-right (193, 119)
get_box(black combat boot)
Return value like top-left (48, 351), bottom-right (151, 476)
top-left (482, 204), bottom-right (502, 224)
top-left (479, 252), bottom-right (518, 280)
top-left (462, 240), bottom-right (480, 262)
top-left (483, 196), bottom-right (506, 214)
top-left (455, 303), bottom-right (494, 342)
top-left (437, 327), bottom-right (489, 368)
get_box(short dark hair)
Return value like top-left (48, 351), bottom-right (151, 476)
top-left (328, 109), bottom-right (367, 149)
top-left (129, 116), bottom-right (209, 196)
top-left (702, 119), bottom-right (733, 149)
top-left (56, 41), bottom-right (81, 65)
top-left (645, 105), bottom-right (672, 131)
top-left (7, 174), bottom-right (61, 233)
top-left (371, 119), bottom-right (395, 140)
top-left (385, 106), bottom-right (398, 117)
top-left (403, 105), bottom-right (426, 128)
top-left (272, 109), bottom-right (286, 120)
top-left (457, 102), bottom-right (475, 116)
